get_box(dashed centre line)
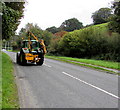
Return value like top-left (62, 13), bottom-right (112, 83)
top-left (44, 64), bottom-right (52, 68)
top-left (62, 71), bottom-right (119, 99)
top-left (43, 63), bottom-right (119, 99)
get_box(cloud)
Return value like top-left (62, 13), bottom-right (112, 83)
top-left (17, 0), bottom-right (112, 32)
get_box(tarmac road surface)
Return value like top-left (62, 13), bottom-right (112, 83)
top-left (4, 51), bottom-right (119, 108)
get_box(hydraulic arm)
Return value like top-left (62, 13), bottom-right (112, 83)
top-left (27, 31), bottom-right (47, 54)
top-left (16, 31), bottom-right (47, 66)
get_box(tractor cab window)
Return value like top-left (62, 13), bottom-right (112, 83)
top-left (32, 41), bottom-right (37, 49)
top-left (22, 41), bottom-right (29, 48)
top-left (31, 41), bottom-right (40, 49)
top-left (22, 41), bottom-right (40, 49)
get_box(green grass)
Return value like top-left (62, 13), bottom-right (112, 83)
top-left (45, 55), bottom-right (119, 74)
top-left (71, 23), bottom-right (108, 34)
top-left (2, 52), bottom-right (19, 108)
top-left (11, 50), bottom-right (19, 52)
top-left (7, 50), bottom-right (13, 52)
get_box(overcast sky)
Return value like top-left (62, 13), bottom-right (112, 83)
top-left (16, 0), bottom-right (113, 33)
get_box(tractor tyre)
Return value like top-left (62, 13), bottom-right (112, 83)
top-left (36, 57), bottom-right (44, 66)
top-left (20, 54), bottom-right (27, 65)
top-left (16, 53), bottom-right (20, 64)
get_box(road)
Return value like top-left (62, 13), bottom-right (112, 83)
top-left (4, 51), bottom-right (119, 108)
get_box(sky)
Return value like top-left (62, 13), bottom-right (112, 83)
top-left (16, 0), bottom-right (113, 33)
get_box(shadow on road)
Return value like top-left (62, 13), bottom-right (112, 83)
top-left (14, 62), bottom-right (42, 67)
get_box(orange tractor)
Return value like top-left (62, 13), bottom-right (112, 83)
top-left (16, 31), bottom-right (47, 65)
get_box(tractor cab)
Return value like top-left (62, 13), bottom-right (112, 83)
top-left (22, 40), bottom-right (42, 51)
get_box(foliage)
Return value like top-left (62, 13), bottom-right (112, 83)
top-left (5, 2), bottom-right (25, 11)
top-left (0, 2), bottom-right (2, 39)
top-left (2, 2), bottom-right (25, 40)
top-left (48, 23), bottom-right (120, 61)
top-left (20, 23), bottom-right (43, 39)
top-left (42, 30), bottom-right (53, 46)
top-left (48, 31), bottom-right (67, 55)
top-left (109, 1), bottom-right (120, 34)
top-left (54, 31), bottom-right (68, 38)
top-left (60, 18), bottom-right (83, 32)
top-left (0, 15), bottom-right (1, 39)
top-left (92, 8), bottom-right (113, 25)
top-left (46, 18), bottom-right (83, 33)
top-left (2, 52), bottom-right (19, 108)
top-left (47, 36), bottom-right (61, 55)
top-left (19, 23), bottom-right (53, 47)
top-left (46, 26), bottom-right (60, 34)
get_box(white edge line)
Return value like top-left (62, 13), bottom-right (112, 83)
top-left (62, 71), bottom-right (119, 99)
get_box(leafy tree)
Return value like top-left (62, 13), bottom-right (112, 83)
top-left (5, 2), bottom-right (25, 11)
top-left (57, 23), bottom-right (119, 61)
top-left (108, 1), bottom-right (120, 62)
top-left (19, 23), bottom-right (42, 40)
top-left (60, 18), bottom-right (83, 32)
top-left (48, 31), bottom-right (67, 55)
top-left (46, 26), bottom-right (60, 34)
top-left (54, 31), bottom-right (67, 38)
top-left (42, 30), bottom-right (53, 46)
top-left (0, 2), bottom-right (2, 39)
top-left (2, 2), bottom-right (25, 40)
top-left (19, 23), bottom-right (53, 46)
top-left (109, 1), bottom-right (120, 34)
top-left (0, 15), bottom-right (1, 39)
top-left (92, 8), bottom-right (112, 25)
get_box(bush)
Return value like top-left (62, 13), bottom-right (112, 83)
top-left (48, 23), bottom-right (120, 61)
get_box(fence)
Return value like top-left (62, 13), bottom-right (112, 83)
top-left (2, 47), bottom-right (13, 51)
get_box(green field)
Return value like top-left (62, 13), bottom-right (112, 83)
top-left (72, 23), bottom-right (108, 34)
top-left (2, 52), bottom-right (19, 108)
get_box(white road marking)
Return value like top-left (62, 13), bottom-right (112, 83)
top-left (44, 64), bottom-right (52, 68)
top-left (62, 71), bottom-right (119, 99)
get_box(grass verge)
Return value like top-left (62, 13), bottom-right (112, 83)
top-left (2, 52), bottom-right (19, 108)
top-left (11, 50), bottom-right (19, 53)
top-left (45, 55), bottom-right (119, 75)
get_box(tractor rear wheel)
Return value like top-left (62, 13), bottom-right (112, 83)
top-left (20, 54), bottom-right (27, 65)
top-left (36, 57), bottom-right (44, 65)
top-left (16, 53), bottom-right (20, 64)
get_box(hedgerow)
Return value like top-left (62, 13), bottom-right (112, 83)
top-left (48, 23), bottom-right (120, 61)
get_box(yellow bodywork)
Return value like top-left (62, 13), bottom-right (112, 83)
top-left (28, 31), bottom-right (47, 55)
top-left (25, 53), bottom-right (38, 61)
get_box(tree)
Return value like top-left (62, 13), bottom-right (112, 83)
top-left (48, 31), bottom-right (68, 55)
top-left (92, 8), bottom-right (112, 25)
top-left (60, 18), bottom-right (83, 32)
top-left (19, 23), bottom-right (53, 46)
top-left (5, 2), bottom-right (25, 11)
top-left (46, 26), bottom-right (60, 34)
top-left (109, 1), bottom-right (120, 34)
top-left (54, 31), bottom-right (67, 38)
top-left (0, 2), bottom-right (2, 39)
top-left (19, 23), bottom-right (43, 39)
top-left (2, 2), bottom-right (25, 39)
